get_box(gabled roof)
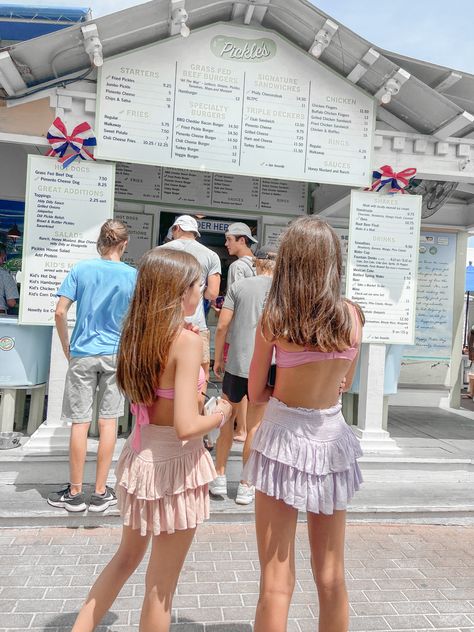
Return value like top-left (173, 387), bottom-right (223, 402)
top-left (0, 0), bottom-right (472, 140)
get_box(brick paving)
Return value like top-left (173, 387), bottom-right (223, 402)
top-left (0, 523), bottom-right (474, 631)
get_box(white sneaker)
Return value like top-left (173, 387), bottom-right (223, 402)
top-left (235, 482), bottom-right (255, 505)
top-left (209, 475), bottom-right (227, 496)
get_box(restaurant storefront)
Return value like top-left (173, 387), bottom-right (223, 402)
top-left (1, 0), bottom-right (474, 471)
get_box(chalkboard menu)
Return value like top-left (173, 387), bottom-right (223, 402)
top-left (114, 211), bottom-right (155, 268)
top-left (20, 156), bottom-right (115, 325)
top-left (96, 24), bottom-right (375, 187)
top-left (346, 191), bottom-right (422, 344)
top-left (114, 162), bottom-right (307, 214)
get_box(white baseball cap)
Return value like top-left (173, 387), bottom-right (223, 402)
top-left (225, 222), bottom-right (257, 243)
top-left (171, 214), bottom-right (201, 237)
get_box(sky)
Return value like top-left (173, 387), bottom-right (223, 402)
top-left (6, 0), bottom-right (474, 73)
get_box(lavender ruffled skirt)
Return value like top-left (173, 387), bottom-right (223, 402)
top-left (243, 397), bottom-right (363, 514)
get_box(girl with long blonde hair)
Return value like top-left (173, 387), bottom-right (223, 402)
top-left (72, 248), bottom-right (232, 632)
top-left (243, 216), bottom-right (364, 632)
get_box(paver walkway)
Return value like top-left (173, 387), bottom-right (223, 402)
top-left (1, 523), bottom-right (474, 631)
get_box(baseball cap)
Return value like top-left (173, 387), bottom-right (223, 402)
top-left (171, 214), bottom-right (201, 236)
top-left (225, 222), bottom-right (258, 243)
top-left (254, 244), bottom-right (277, 260)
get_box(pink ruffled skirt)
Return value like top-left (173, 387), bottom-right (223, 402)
top-left (115, 425), bottom-right (216, 536)
top-left (243, 397), bottom-right (363, 514)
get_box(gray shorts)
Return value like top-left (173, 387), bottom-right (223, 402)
top-left (62, 355), bottom-right (124, 423)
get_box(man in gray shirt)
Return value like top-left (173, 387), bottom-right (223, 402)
top-left (225, 222), bottom-right (257, 287)
top-left (212, 245), bottom-right (276, 505)
top-left (0, 246), bottom-right (19, 314)
top-left (161, 215), bottom-right (221, 383)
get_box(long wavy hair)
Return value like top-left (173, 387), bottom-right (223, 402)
top-left (261, 216), bottom-right (364, 351)
top-left (117, 248), bottom-right (201, 405)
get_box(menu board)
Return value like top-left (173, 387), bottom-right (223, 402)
top-left (114, 162), bottom-right (307, 214)
top-left (96, 24), bottom-right (375, 187)
top-left (346, 191), bottom-right (422, 344)
top-left (20, 156), bottom-right (115, 325)
top-left (404, 232), bottom-right (456, 359)
top-left (114, 211), bottom-right (154, 268)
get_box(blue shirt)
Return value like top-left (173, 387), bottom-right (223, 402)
top-left (57, 258), bottom-right (137, 357)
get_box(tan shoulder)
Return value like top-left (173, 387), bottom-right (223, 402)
top-left (173, 328), bottom-right (203, 355)
top-left (344, 299), bottom-right (365, 326)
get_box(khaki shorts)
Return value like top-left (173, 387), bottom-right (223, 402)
top-left (199, 329), bottom-right (210, 364)
top-left (61, 354), bottom-right (124, 423)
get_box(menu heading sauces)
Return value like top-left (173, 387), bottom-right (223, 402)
top-left (96, 24), bottom-right (375, 187)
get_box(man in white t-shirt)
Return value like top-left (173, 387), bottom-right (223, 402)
top-left (225, 222), bottom-right (257, 287)
top-left (162, 214), bottom-right (221, 382)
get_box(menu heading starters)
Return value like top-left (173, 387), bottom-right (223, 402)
top-left (20, 155), bottom-right (115, 326)
top-left (96, 24), bottom-right (375, 187)
top-left (346, 191), bottom-right (422, 345)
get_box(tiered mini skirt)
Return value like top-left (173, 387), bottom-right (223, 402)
top-left (243, 397), bottom-right (363, 514)
top-left (115, 425), bottom-right (216, 536)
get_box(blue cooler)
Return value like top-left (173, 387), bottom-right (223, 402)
top-left (0, 317), bottom-right (52, 386)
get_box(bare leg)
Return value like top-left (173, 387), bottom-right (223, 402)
top-left (140, 527), bottom-right (196, 632)
top-left (214, 395), bottom-right (236, 476)
top-left (233, 397), bottom-right (248, 441)
top-left (307, 510), bottom-right (349, 632)
top-left (71, 526), bottom-right (150, 632)
top-left (69, 422), bottom-right (90, 494)
top-left (254, 491), bottom-right (298, 632)
top-left (95, 418), bottom-right (117, 495)
top-left (242, 402), bottom-right (266, 467)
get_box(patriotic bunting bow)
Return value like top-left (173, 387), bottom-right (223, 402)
top-left (369, 165), bottom-right (417, 193)
top-left (46, 117), bottom-right (97, 168)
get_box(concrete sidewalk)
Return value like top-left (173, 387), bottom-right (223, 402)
top-left (1, 523), bottom-right (474, 631)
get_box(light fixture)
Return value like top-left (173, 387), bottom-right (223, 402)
top-left (171, 7), bottom-right (191, 38)
top-left (82, 24), bottom-right (104, 68)
top-left (309, 19), bottom-right (338, 59)
top-left (375, 69), bottom-right (411, 105)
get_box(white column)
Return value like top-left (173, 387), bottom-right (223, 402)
top-left (353, 343), bottom-right (400, 451)
top-left (22, 329), bottom-right (71, 452)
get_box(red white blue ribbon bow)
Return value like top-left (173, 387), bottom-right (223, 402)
top-left (369, 165), bottom-right (417, 193)
top-left (46, 117), bottom-right (96, 168)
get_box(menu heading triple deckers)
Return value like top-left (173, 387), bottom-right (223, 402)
top-left (96, 24), bottom-right (375, 187)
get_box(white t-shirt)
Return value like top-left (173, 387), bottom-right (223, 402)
top-left (161, 238), bottom-right (221, 330)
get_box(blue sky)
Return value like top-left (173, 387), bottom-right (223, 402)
top-left (6, 0), bottom-right (474, 73)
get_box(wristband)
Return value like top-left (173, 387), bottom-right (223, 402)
top-left (216, 409), bottom-right (226, 429)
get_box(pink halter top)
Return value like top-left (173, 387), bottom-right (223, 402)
top-left (275, 304), bottom-right (361, 368)
top-left (131, 366), bottom-right (206, 451)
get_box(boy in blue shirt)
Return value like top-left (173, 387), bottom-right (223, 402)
top-left (47, 220), bottom-right (136, 513)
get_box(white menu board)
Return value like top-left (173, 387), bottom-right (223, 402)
top-left (346, 191), bottom-right (422, 344)
top-left (114, 162), bottom-right (307, 214)
top-left (97, 24), bottom-right (375, 187)
top-left (405, 232), bottom-right (456, 359)
top-left (114, 211), bottom-right (154, 268)
top-left (20, 156), bottom-right (115, 325)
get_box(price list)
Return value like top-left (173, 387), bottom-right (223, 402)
top-left (96, 25), bottom-right (374, 187)
top-left (346, 191), bottom-right (422, 345)
top-left (114, 162), bottom-right (307, 214)
top-left (20, 156), bottom-right (115, 325)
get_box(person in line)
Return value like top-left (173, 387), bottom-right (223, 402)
top-left (163, 215), bottom-right (221, 386)
top-left (212, 245), bottom-right (276, 505)
top-left (222, 222), bottom-right (258, 441)
top-left (0, 246), bottom-right (19, 314)
top-left (224, 222), bottom-right (258, 286)
top-left (47, 220), bottom-right (136, 513)
top-left (71, 248), bottom-right (232, 632)
top-left (243, 217), bottom-right (364, 632)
